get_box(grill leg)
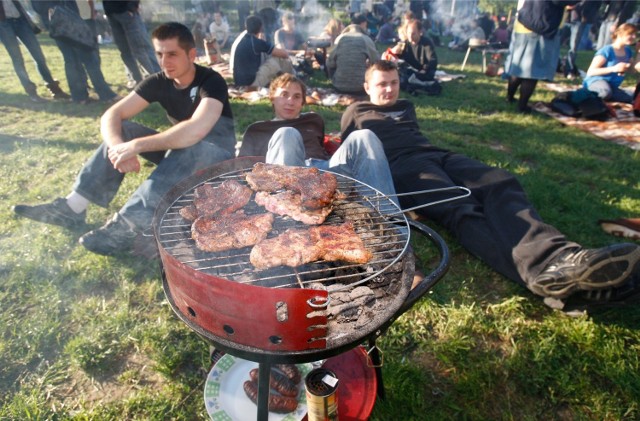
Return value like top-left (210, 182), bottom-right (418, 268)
top-left (257, 362), bottom-right (271, 421)
top-left (368, 338), bottom-right (386, 400)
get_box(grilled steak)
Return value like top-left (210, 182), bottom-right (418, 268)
top-left (250, 222), bottom-right (373, 269)
top-left (254, 191), bottom-right (332, 225)
top-left (245, 163), bottom-right (338, 210)
top-left (179, 180), bottom-right (252, 221)
top-left (192, 211), bottom-right (274, 253)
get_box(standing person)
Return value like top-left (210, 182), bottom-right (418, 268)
top-left (238, 73), bottom-right (397, 202)
top-left (32, 0), bottom-right (119, 104)
top-left (341, 60), bottom-right (640, 313)
top-left (208, 11), bottom-right (230, 49)
top-left (565, 0), bottom-right (603, 79)
top-left (13, 22), bottom-right (236, 257)
top-left (236, 0), bottom-right (251, 33)
top-left (103, 0), bottom-right (160, 87)
top-left (584, 23), bottom-right (640, 103)
top-left (0, 0), bottom-right (69, 101)
top-left (326, 13), bottom-right (379, 94)
top-left (230, 15), bottom-right (291, 88)
top-left (596, 0), bottom-right (637, 50)
top-left (504, 0), bottom-right (579, 113)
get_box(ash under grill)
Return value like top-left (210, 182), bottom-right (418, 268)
top-left (156, 167), bottom-right (409, 291)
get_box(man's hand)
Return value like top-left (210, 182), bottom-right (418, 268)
top-left (108, 142), bottom-right (140, 173)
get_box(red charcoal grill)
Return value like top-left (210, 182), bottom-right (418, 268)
top-left (153, 157), bottom-right (450, 420)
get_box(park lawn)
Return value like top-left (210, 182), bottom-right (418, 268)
top-left (0, 34), bottom-right (639, 420)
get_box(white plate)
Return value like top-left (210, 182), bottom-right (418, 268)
top-left (204, 354), bottom-right (312, 421)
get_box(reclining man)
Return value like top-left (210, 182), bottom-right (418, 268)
top-left (238, 73), bottom-right (397, 203)
top-left (13, 22), bottom-right (236, 257)
top-left (341, 60), bottom-right (640, 313)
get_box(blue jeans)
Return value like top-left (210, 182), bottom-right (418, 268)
top-left (586, 79), bottom-right (633, 103)
top-left (54, 38), bottom-right (116, 101)
top-left (566, 21), bottom-right (590, 75)
top-left (106, 11), bottom-right (160, 83)
top-left (265, 127), bottom-right (399, 206)
top-left (73, 117), bottom-right (236, 230)
top-left (0, 16), bottom-right (55, 92)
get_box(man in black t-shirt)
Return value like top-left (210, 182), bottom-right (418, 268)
top-left (342, 60), bottom-right (640, 314)
top-left (14, 23), bottom-right (236, 257)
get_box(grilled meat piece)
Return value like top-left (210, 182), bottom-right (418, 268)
top-left (255, 191), bottom-right (332, 225)
top-left (274, 364), bottom-right (301, 384)
top-left (192, 211), bottom-right (274, 253)
top-left (179, 180), bottom-right (252, 221)
top-left (245, 163), bottom-right (338, 210)
top-left (243, 380), bottom-right (299, 414)
top-left (249, 368), bottom-right (299, 397)
top-left (250, 221), bottom-right (373, 269)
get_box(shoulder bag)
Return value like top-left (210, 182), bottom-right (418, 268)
top-left (48, 5), bottom-right (96, 50)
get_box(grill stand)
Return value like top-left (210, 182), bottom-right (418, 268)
top-left (161, 218), bottom-right (449, 420)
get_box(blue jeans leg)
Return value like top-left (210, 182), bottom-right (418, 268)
top-left (108, 11), bottom-right (160, 78)
top-left (54, 38), bottom-right (89, 102)
top-left (107, 14), bottom-right (143, 82)
top-left (265, 127), bottom-right (307, 166)
top-left (77, 46), bottom-right (117, 100)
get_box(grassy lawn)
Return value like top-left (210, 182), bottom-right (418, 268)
top-left (1, 33), bottom-right (639, 421)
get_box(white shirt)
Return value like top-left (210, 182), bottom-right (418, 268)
top-left (208, 20), bottom-right (229, 43)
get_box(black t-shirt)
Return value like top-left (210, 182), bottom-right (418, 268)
top-left (135, 65), bottom-right (233, 125)
top-left (341, 99), bottom-right (443, 162)
top-left (233, 32), bottom-right (274, 86)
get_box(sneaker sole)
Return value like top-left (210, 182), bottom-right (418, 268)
top-left (577, 244), bottom-right (640, 290)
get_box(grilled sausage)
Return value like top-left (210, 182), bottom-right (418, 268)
top-left (249, 368), bottom-right (298, 397)
top-left (274, 364), bottom-right (301, 384)
top-left (243, 380), bottom-right (299, 414)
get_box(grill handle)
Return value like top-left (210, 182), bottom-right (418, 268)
top-left (384, 186), bottom-right (471, 216)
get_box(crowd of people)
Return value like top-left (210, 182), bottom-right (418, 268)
top-left (5, 2), bottom-right (640, 316)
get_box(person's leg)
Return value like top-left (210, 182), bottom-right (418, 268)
top-left (54, 39), bottom-right (89, 102)
top-left (0, 19), bottom-right (38, 94)
top-left (11, 17), bottom-right (58, 85)
top-left (265, 127), bottom-right (307, 166)
top-left (586, 79), bottom-right (613, 100)
top-left (106, 14), bottom-right (143, 83)
top-left (76, 46), bottom-right (118, 101)
top-left (327, 129), bottom-right (398, 204)
top-left (73, 121), bottom-right (159, 207)
top-left (391, 151), bottom-right (578, 286)
top-left (118, 117), bottom-right (235, 230)
top-left (517, 78), bottom-right (538, 112)
top-left (115, 11), bottom-right (160, 76)
top-left (252, 56), bottom-right (285, 87)
top-left (506, 76), bottom-right (521, 103)
top-left (609, 85), bottom-right (633, 103)
top-left (566, 21), bottom-right (583, 76)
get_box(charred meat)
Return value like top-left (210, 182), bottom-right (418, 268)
top-left (250, 221), bottom-right (373, 269)
top-left (193, 211), bottom-right (274, 253)
top-left (245, 163), bottom-right (338, 210)
top-left (179, 179), bottom-right (252, 221)
top-left (254, 191), bottom-right (333, 225)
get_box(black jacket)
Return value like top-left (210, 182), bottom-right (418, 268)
top-left (517, 0), bottom-right (580, 38)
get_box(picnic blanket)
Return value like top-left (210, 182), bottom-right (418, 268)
top-left (533, 83), bottom-right (640, 150)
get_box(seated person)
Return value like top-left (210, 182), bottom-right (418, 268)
top-left (490, 19), bottom-right (510, 48)
top-left (13, 22), bottom-right (236, 257)
top-left (274, 12), bottom-right (305, 51)
top-left (230, 15), bottom-right (292, 88)
top-left (341, 60), bottom-right (640, 313)
top-left (389, 19), bottom-right (438, 85)
top-left (208, 11), bottom-right (230, 49)
top-left (583, 23), bottom-right (640, 103)
top-left (376, 15), bottom-right (398, 44)
top-left (237, 73), bottom-right (397, 202)
top-left (318, 18), bottom-right (344, 46)
top-left (326, 13), bottom-right (379, 94)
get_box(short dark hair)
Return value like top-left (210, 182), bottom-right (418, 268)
top-left (365, 60), bottom-right (398, 81)
top-left (246, 15), bottom-right (263, 34)
top-left (151, 22), bottom-right (195, 52)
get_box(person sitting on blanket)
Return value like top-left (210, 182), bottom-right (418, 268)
top-left (388, 19), bottom-right (439, 88)
top-left (341, 59), bottom-right (640, 314)
top-left (230, 15), bottom-right (292, 89)
top-left (583, 23), bottom-right (640, 103)
top-left (237, 73), bottom-right (397, 203)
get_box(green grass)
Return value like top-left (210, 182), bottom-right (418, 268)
top-left (1, 33), bottom-right (639, 421)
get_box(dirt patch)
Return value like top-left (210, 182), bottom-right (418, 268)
top-left (50, 351), bottom-right (168, 409)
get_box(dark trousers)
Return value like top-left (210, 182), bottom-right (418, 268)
top-left (390, 150), bottom-right (579, 288)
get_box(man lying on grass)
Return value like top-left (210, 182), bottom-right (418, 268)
top-left (341, 59), bottom-right (640, 314)
top-left (13, 22), bottom-right (236, 257)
